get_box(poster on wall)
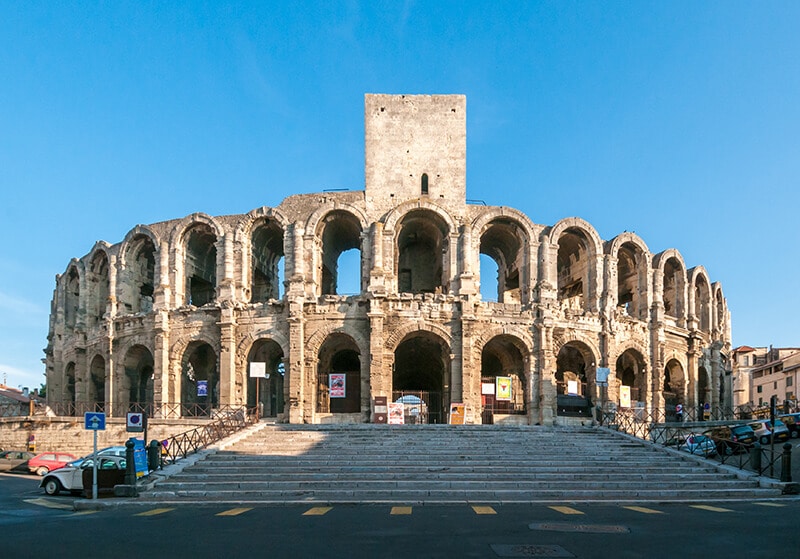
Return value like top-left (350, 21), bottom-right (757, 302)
top-left (567, 380), bottom-right (579, 395)
top-left (197, 380), bottom-right (208, 397)
top-left (250, 362), bottom-right (267, 378)
top-left (449, 403), bottom-right (466, 424)
top-left (496, 376), bottom-right (512, 401)
top-left (620, 385), bottom-right (631, 408)
top-left (481, 383), bottom-right (495, 395)
top-left (329, 373), bottom-right (346, 398)
top-left (388, 402), bottom-right (404, 424)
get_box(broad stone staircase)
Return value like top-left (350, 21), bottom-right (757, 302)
top-left (142, 423), bottom-right (779, 504)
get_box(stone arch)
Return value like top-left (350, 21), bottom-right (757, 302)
top-left (118, 227), bottom-right (158, 315)
top-left (120, 344), bottom-right (154, 411)
top-left (613, 346), bottom-right (649, 406)
top-left (546, 218), bottom-right (603, 314)
top-left (712, 283), bottom-right (726, 338)
top-left (86, 245), bottom-right (111, 329)
top-left (474, 325), bottom-right (534, 358)
top-left (64, 361), bottom-right (77, 412)
top-left (473, 211), bottom-right (534, 304)
top-left (88, 353), bottom-right (106, 406)
top-left (237, 208), bottom-right (290, 303)
top-left (392, 328), bottom-right (452, 424)
top-left (237, 329), bottom-right (291, 365)
top-left (310, 208), bottom-right (366, 296)
top-left (554, 339), bottom-right (599, 406)
top-left (653, 249), bottom-right (687, 326)
top-left (383, 321), bottom-right (453, 353)
top-left (663, 358), bottom-right (686, 418)
top-left (245, 337), bottom-right (286, 418)
top-left (689, 266), bottom-right (712, 333)
top-left (607, 233), bottom-right (651, 322)
top-left (63, 262), bottom-right (81, 330)
top-left (479, 333), bottom-right (531, 417)
top-left (180, 339), bottom-right (220, 414)
top-left (315, 332), bottom-right (362, 415)
top-left (382, 199), bottom-right (459, 233)
top-left (171, 214), bottom-right (224, 307)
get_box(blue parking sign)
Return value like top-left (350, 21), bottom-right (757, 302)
top-left (84, 412), bottom-right (106, 431)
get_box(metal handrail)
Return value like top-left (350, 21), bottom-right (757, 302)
top-left (160, 407), bottom-right (257, 465)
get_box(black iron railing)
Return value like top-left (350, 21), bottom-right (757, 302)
top-left (160, 407), bottom-right (257, 465)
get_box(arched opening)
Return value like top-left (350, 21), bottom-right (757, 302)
top-left (715, 290), bottom-right (725, 336)
top-left (480, 335), bottom-right (527, 422)
top-left (396, 210), bottom-right (449, 294)
top-left (64, 362), bottom-right (76, 414)
top-left (184, 224), bottom-right (217, 306)
top-left (480, 218), bottom-right (525, 304)
top-left (89, 354), bottom-right (106, 410)
top-left (316, 334), bottom-right (361, 414)
top-left (615, 349), bottom-right (647, 408)
top-left (694, 275), bottom-right (711, 332)
top-left (251, 219), bottom-right (284, 302)
top-left (247, 339), bottom-right (285, 418)
top-left (421, 173), bottom-right (429, 195)
top-left (662, 257), bottom-right (684, 325)
top-left (123, 345), bottom-right (154, 413)
top-left (616, 242), bottom-right (646, 320)
top-left (120, 234), bottom-right (156, 315)
top-left (697, 365), bottom-right (710, 418)
top-left (182, 341), bottom-right (218, 416)
top-left (318, 211), bottom-right (362, 296)
top-left (65, 267), bottom-right (80, 329)
top-left (87, 252), bottom-right (109, 328)
top-left (663, 359), bottom-right (685, 420)
top-left (392, 332), bottom-right (450, 424)
top-left (557, 228), bottom-right (590, 312)
top-left (556, 342), bottom-right (596, 418)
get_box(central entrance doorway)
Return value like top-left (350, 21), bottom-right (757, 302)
top-left (392, 332), bottom-right (450, 424)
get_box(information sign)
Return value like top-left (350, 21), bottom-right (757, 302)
top-left (84, 412), bottom-right (106, 431)
top-left (126, 412), bottom-right (145, 433)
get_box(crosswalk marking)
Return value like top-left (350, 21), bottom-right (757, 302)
top-left (23, 498), bottom-right (73, 510)
top-left (472, 506), bottom-right (497, 515)
top-left (391, 506), bottom-right (412, 515)
top-left (217, 507), bottom-right (253, 516)
top-left (622, 506), bottom-right (663, 514)
top-left (690, 505), bottom-right (732, 513)
top-left (549, 506), bottom-right (584, 515)
top-left (303, 506), bottom-right (333, 516)
top-left (753, 502), bottom-right (785, 508)
top-left (135, 508), bottom-right (175, 517)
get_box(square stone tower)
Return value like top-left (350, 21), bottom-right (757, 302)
top-left (364, 94), bottom-right (466, 215)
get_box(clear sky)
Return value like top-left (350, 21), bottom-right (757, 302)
top-left (2, 2), bottom-right (799, 390)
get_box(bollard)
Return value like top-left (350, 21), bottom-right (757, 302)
top-left (781, 442), bottom-right (792, 483)
top-left (124, 438), bottom-right (136, 486)
top-left (148, 439), bottom-right (161, 471)
top-left (750, 442), bottom-right (762, 474)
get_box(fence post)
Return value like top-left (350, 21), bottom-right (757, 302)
top-left (750, 442), bottom-right (762, 474)
top-left (781, 442), bottom-right (792, 483)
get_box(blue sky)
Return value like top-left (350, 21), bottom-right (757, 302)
top-left (2, 2), bottom-right (799, 390)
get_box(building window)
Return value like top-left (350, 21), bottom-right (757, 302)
top-left (774, 381), bottom-right (778, 389)
top-left (757, 385), bottom-right (762, 393)
top-left (743, 356), bottom-right (749, 366)
top-left (421, 173), bottom-right (429, 195)
top-left (787, 377), bottom-right (793, 387)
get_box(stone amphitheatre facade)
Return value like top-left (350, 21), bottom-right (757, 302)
top-left (45, 94), bottom-right (732, 426)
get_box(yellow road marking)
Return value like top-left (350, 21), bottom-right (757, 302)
top-left (549, 506), bottom-right (584, 515)
top-left (690, 505), bottom-right (732, 513)
top-left (753, 502), bottom-right (785, 508)
top-left (135, 508), bottom-right (175, 516)
top-left (216, 507), bottom-right (253, 516)
top-left (472, 506), bottom-right (497, 515)
top-left (391, 506), bottom-right (412, 515)
top-left (623, 506), bottom-right (663, 514)
top-left (23, 498), bottom-right (73, 510)
top-left (303, 506), bottom-right (332, 516)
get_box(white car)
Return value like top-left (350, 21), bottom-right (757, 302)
top-left (40, 455), bottom-right (127, 496)
top-left (668, 434), bottom-right (717, 457)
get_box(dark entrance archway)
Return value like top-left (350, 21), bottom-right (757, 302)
top-left (664, 359), bottom-right (685, 420)
top-left (316, 334), bottom-right (361, 415)
top-left (247, 339), bottom-right (285, 418)
top-left (181, 341), bottom-right (218, 416)
top-left (392, 332), bottom-right (450, 424)
top-left (481, 335), bottom-right (528, 423)
top-left (122, 345), bottom-right (154, 416)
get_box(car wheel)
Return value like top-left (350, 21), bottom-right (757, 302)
top-left (760, 436), bottom-right (769, 445)
top-left (43, 478), bottom-right (61, 496)
top-left (35, 466), bottom-right (49, 476)
top-left (792, 431), bottom-right (799, 439)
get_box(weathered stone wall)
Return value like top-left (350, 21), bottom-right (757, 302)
top-left (43, 94), bottom-right (732, 427)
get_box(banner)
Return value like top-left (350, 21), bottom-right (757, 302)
top-left (197, 380), bottom-right (208, 397)
top-left (496, 376), bottom-right (512, 401)
top-left (329, 373), bottom-right (346, 398)
top-left (620, 385), bottom-right (631, 408)
top-left (388, 402), bottom-right (404, 424)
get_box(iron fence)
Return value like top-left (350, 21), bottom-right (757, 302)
top-left (606, 407), bottom-right (793, 480)
top-left (38, 401), bottom-right (252, 419)
top-left (160, 407), bottom-right (257, 465)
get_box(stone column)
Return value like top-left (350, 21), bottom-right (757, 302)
top-left (152, 310), bottom-right (171, 417)
top-left (217, 307), bottom-right (238, 408)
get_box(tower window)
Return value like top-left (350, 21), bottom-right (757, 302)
top-left (421, 173), bottom-right (429, 195)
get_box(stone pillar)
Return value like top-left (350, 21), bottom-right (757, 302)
top-left (458, 225), bottom-right (477, 296)
top-left (155, 241), bottom-right (171, 310)
top-left (217, 308), bottom-right (238, 408)
top-left (536, 324), bottom-right (556, 426)
top-left (152, 311), bottom-right (171, 418)
top-left (287, 308), bottom-right (306, 423)
top-left (367, 297), bottom-right (386, 422)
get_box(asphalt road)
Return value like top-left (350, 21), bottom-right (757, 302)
top-left (2, 471), bottom-right (799, 559)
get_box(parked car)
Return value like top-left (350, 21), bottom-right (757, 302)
top-left (748, 419), bottom-right (790, 445)
top-left (778, 413), bottom-right (800, 438)
top-left (40, 455), bottom-right (127, 496)
top-left (702, 424), bottom-right (756, 455)
top-left (66, 446), bottom-right (127, 467)
top-left (27, 452), bottom-right (78, 476)
top-left (666, 433), bottom-right (717, 457)
top-left (0, 450), bottom-right (36, 472)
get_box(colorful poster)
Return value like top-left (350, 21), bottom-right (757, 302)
top-left (620, 385), bottom-right (631, 408)
top-left (496, 376), bottom-right (512, 401)
top-left (449, 403), bottom-right (465, 424)
top-left (329, 373), bottom-right (346, 398)
top-left (197, 380), bottom-right (208, 397)
top-left (388, 402), bottom-right (404, 424)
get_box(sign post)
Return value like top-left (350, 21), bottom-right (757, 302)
top-left (250, 362), bottom-right (267, 420)
top-left (84, 412), bottom-right (106, 500)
